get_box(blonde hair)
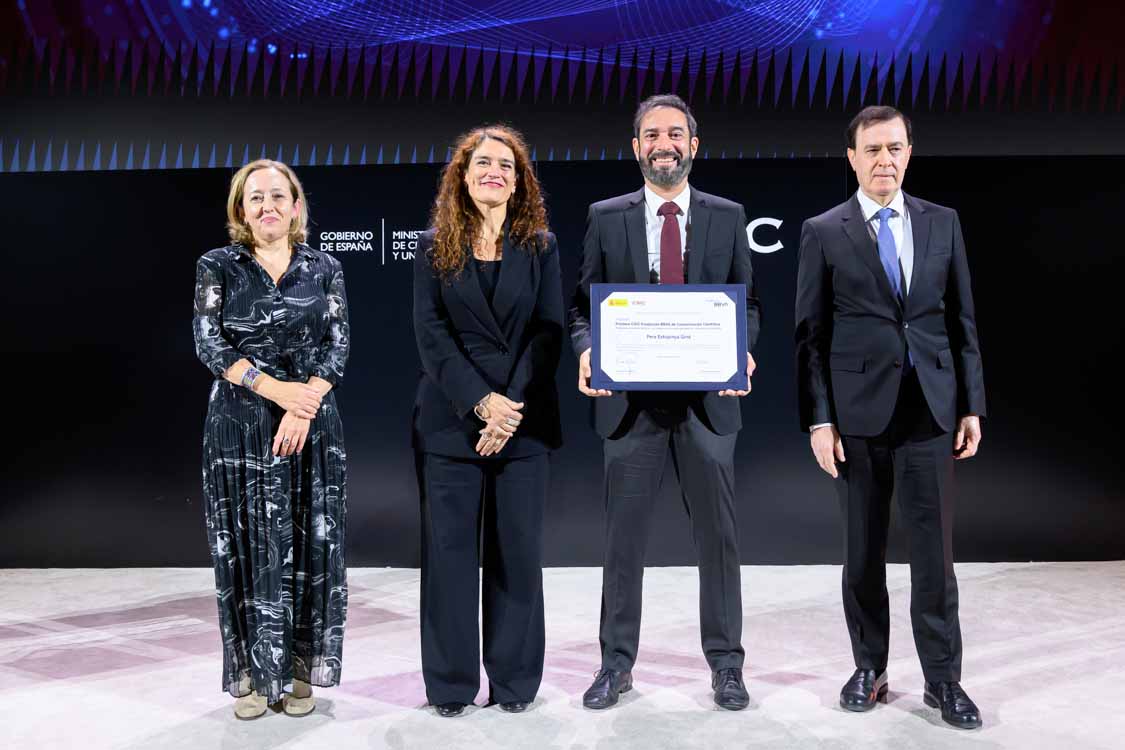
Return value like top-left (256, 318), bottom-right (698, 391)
top-left (226, 159), bottom-right (309, 247)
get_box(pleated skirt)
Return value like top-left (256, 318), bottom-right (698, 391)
top-left (201, 380), bottom-right (347, 703)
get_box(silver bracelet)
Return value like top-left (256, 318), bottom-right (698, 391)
top-left (473, 394), bottom-right (491, 421)
top-left (241, 366), bottom-right (262, 390)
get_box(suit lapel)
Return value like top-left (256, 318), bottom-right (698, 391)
top-left (623, 188), bottom-right (649, 283)
top-left (489, 232), bottom-right (528, 334)
top-left (842, 194), bottom-right (901, 309)
top-left (687, 188), bottom-right (710, 284)
top-left (903, 192), bottom-right (930, 301)
top-left (449, 250), bottom-right (507, 346)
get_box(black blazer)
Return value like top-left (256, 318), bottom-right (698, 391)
top-left (795, 192), bottom-right (987, 437)
top-left (413, 229), bottom-right (563, 459)
top-left (568, 187), bottom-right (762, 438)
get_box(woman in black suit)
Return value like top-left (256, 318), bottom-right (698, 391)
top-left (413, 125), bottom-right (563, 716)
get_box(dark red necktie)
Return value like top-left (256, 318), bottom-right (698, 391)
top-left (658, 201), bottom-right (684, 284)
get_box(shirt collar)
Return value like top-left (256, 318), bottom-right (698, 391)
top-left (856, 189), bottom-right (905, 223)
top-left (644, 183), bottom-right (691, 218)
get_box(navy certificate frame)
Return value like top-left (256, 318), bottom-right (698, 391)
top-left (590, 283), bottom-right (748, 391)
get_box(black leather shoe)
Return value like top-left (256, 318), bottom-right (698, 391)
top-left (712, 668), bottom-right (750, 710)
top-left (582, 669), bottom-right (633, 709)
top-left (839, 668), bottom-right (888, 712)
top-left (434, 702), bottom-right (466, 717)
top-left (498, 701), bottom-right (529, 713)
top-left (923, 681), bottom-right (982, 729)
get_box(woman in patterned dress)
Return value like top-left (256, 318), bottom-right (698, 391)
top-left (192, 159), bottom-right (349, 720)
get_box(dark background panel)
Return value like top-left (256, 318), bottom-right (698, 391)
top-left (2, 156), bottom-right (1123, 567)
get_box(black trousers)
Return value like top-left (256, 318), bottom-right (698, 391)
top-left (419, 452), bottom-right (548, 705)
top-left (600, 399), bottom-right (745, 672)
top-left (836, 371), bottom-right (962, 683)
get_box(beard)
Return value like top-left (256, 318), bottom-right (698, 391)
top-left (639, 148), bottom-right (693, 188)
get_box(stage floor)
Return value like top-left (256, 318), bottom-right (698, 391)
top-left (1, 562), bottom-right (1122, 749)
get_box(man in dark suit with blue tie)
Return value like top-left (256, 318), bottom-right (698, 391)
top-left (795, 106), bottom-right (987, 729)
top-left (568, 94), bottom-right (761, 711)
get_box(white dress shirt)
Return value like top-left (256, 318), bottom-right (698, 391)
top-left (811, 189), bottom-right (913, 432)
top-left (644, 184), bottom-right (691, 282)
top-left (855, 188), bottom-right (913, 294)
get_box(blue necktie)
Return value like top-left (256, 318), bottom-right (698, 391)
top-left (875, 207), bottom-right (902, 302)
top-left (876, 207), bottom-right (914, 368)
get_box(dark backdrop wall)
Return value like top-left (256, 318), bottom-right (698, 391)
top-left (3, 155), bottom-right (1123, 567)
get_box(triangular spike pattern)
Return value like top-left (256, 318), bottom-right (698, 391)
top-left (0, 42), bottom-right (1119, 172)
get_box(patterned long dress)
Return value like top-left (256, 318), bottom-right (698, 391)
top-left (192, 243), bottom-right (349, 703)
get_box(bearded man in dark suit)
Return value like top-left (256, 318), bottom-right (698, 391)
top-left (569, 94), bottom-right (761, 711)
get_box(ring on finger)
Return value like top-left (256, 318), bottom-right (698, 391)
top-left (505, 418), bottom-right (518, 427)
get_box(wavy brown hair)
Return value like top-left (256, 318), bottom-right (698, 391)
top-left (429, 125), bottom-right (548, 280)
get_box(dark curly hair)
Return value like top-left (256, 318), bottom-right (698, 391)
top-left (429, 125), bottom-right (548, 280)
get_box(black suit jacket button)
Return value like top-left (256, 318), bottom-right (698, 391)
top-left (893, 360), bottom-right (902, 368)
top-left (903, 322), bottom-right (910, 329)
top-left (499, 345), bottom-right (509, 354)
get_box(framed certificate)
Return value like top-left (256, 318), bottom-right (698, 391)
top-left (590, 283), bottom-right (748, 391)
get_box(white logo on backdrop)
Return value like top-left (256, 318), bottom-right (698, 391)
top-left (389, 229), bottom-right (422, 262)
top-left (319, 221), bottom-right (425, 264)
top-left (319, 230), bottom-right (375, 253)
top-left (746, 217), bottom-right (783, 254)
top-left (322, 219), bottom-right (784, 261)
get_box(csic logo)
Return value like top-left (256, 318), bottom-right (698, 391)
top-left (746, 217), bottom-right (783, 254)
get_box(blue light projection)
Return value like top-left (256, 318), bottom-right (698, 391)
top-left (15, 0), bottom-right (1057, 65)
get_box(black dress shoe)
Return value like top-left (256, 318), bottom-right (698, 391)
top-left (434, 702), bottom-right (466, 717)
top-left (712, 668), bottom-right (750, 710)
top-left (839, 668), bottom-right (888, 712)
top-left (582, 669), bottom-right (633, 709)
top-left (498, 701), bottom-right (530, 713)
top-left (923, 681), bottom-right (982, 729)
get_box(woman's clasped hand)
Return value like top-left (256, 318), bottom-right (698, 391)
top-left (474, 392), bottom-right (524, 456)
